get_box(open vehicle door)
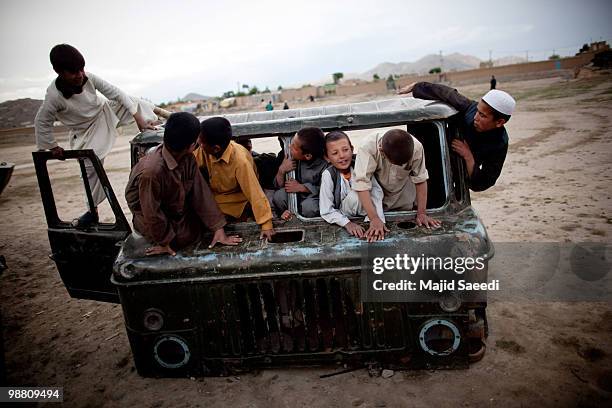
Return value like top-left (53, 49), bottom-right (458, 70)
top-left (32, 149), bottom-right (131, 303)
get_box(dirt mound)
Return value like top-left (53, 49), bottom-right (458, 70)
top-left (0, 98), bottom-right (43, 129)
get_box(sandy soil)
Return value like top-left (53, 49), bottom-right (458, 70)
top-left (1, 76), bottom-right (611, 407)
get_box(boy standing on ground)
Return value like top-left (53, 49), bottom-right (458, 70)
top-left (193, 117), bottom-right (275, 240)
top-left (35, 43), bottom-right (164, 228)
top-left (125, 113), bottom-right (241, 256)
top-left (399, 82), bottom-right (515, 192)
top-left (353, 129), bottom-right (440, 242)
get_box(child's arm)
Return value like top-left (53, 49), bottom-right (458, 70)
top-left (88, 73), bottom-right (155, 131)
top-left (274, 154), bottom-right (295, 188)
top-left (319, 170), bottom-right (350, 227)
top-left (34, 94), bottom-right (64, 157)
top-left (320, 171), bottom-right (364, 238)
top-left (357, 191), bottom-right (388, 242)
top-left (411, 82), bottom-right (473, 113)
top-left (409, 142), bottom-right (439, 229)
top-left (284, 179), bottom-right (309, 193)
top-left (353, 144), bottom-right (387, 242)
top-left (235, 160), bottom-right (274, 233)
top-left (414, 182), bottom-right (440, 229)
top-left (369, 176), bottom-right (386, 224)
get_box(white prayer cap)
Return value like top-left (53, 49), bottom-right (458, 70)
top-left (482, 89), bottom-right (516, 116)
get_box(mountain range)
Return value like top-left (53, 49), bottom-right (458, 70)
top-left (358, 53), bottom-right (526, 80)
top-left (0, 52), bottom-right (528, 129)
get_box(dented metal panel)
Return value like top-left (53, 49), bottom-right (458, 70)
top-left (131, 97), bottom-right (458, 146)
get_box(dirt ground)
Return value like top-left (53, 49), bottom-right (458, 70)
top-left (1, 75), bottom-right (611, 407)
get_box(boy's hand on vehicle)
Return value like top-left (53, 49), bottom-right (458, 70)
top-left (145, 244), bottom-right (176, 256)
top-left (284, 179), bottom-right (308, 193)
top-left (397, 82), bottom-right (417, 95)
top-left (451, 139), bottom-right (474, 161)
top-left (280, 210), bottom-right (293, 221)
top-left (365, 218), bottom-right (389, 242)
top-left (260, 228), bottom-right (275, 241)
top-left (134, 112), bottom-right (158, 132)
top-left (416, 212), bottom-right (441, 229)
top-left (209, 228), bottom-right (243, 248)
top-left (345, 222), bottom-right (365, 238)
top-left (279, 154), bottom-right (296, 173)
top-left (50, 146), bottom-right (65, 160)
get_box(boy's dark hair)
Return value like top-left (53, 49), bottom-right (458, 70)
top-left (235, 137), bottom-right (252, 151)
top-left (325, 131), bottom-right (353, 152)
top-left (484, 102), bottom-right (511, 123)
top-left (381, 129), bottom-right (414, 165)
top-left (296, 127), bottom-right (325, 159)
top-left (200, 117), bottom-right (232, 150)
top-left (50, 44), bottom-right (85, 73)
top-left (163, 112), bottom-right (200, 152)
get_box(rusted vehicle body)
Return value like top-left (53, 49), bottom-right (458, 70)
top-left (33, 97), bottom-right (492, 377)
top-left (0, 162), bottom-right (14, 196)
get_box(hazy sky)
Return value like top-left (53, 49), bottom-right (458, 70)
top-left (1, 0), bottom-right (611, 104)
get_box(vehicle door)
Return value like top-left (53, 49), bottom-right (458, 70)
top-left (32, 149), bottom-right (131, 303)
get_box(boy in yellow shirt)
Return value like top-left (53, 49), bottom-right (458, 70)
top-left (193, 117), bottom-right (275, 240)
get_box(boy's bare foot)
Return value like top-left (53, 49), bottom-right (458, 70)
top-left (280, 210), bottom-right (293, 221)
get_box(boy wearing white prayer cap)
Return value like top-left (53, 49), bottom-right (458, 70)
top-left (398, 82), bottom-right (515, 192)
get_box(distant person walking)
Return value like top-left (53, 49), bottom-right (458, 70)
top-left (490, 75), bottom-right (497, 90)
top-left (283, 102), bottom-right (290, 110)
top-left (265, 101), bottom-right (274, 111)
top-left (35, 44), bottom-right (163, 228)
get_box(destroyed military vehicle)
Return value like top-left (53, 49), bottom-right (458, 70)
top-left (33, 97), bottom-right (492, 377)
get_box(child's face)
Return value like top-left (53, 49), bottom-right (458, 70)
top-left (290, 134), bottom-right (310, 161)
top-left (59, 68), bottom-right (85, 87)
top-left (474, 100), bottom-right (505, 132)
top-left (198, 134), bottom-right (221, 156)
top-left (325, 138), bottom-right (353, 171)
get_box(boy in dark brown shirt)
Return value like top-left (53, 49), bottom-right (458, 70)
top-left (125, 112), bottom-right (241, 256)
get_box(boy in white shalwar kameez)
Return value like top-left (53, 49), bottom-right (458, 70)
top-left (319, 131), bottom-right (385, 239)
top-left (35, 44), bottom-right (162, 228)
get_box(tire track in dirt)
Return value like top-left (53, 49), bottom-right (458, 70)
top-left (543, 111), bottom-right (609, 157)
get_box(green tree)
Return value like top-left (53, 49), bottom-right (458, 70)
top-left (248, 86), bottom-right (259, 95)
top-left (263, 87), bottom-right (271, 93)
top-left (277, 85), bottom-right (283, 91)
top-left (332, 72), bottom-right (344, 84)
top-left (428, 67), bottom-right (442, 74)
top-left (548, 54), bottom-right (560, 60)
top-left (373, 73), bottom-right (380, 81)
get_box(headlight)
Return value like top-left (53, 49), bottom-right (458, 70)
top-left (418, 318), bottom-right (461, 356)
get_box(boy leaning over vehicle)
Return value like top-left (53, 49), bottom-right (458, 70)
top-left (193, 117), bottom-right (275, 241)
top-left (399, 82), bottom-right (515, 192)
top-left (125, 112), bottom-right (241, 256)
top-left (353, 129), bottom-right (440, 242)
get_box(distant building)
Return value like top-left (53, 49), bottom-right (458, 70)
top-left (577, 41), bottom-right (610, 55)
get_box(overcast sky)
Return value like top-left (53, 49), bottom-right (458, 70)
top-left (1, 0), bottom-right (611, 104)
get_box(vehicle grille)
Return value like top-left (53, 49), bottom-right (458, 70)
top-left (197, 275), bottom-right (409, 357)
